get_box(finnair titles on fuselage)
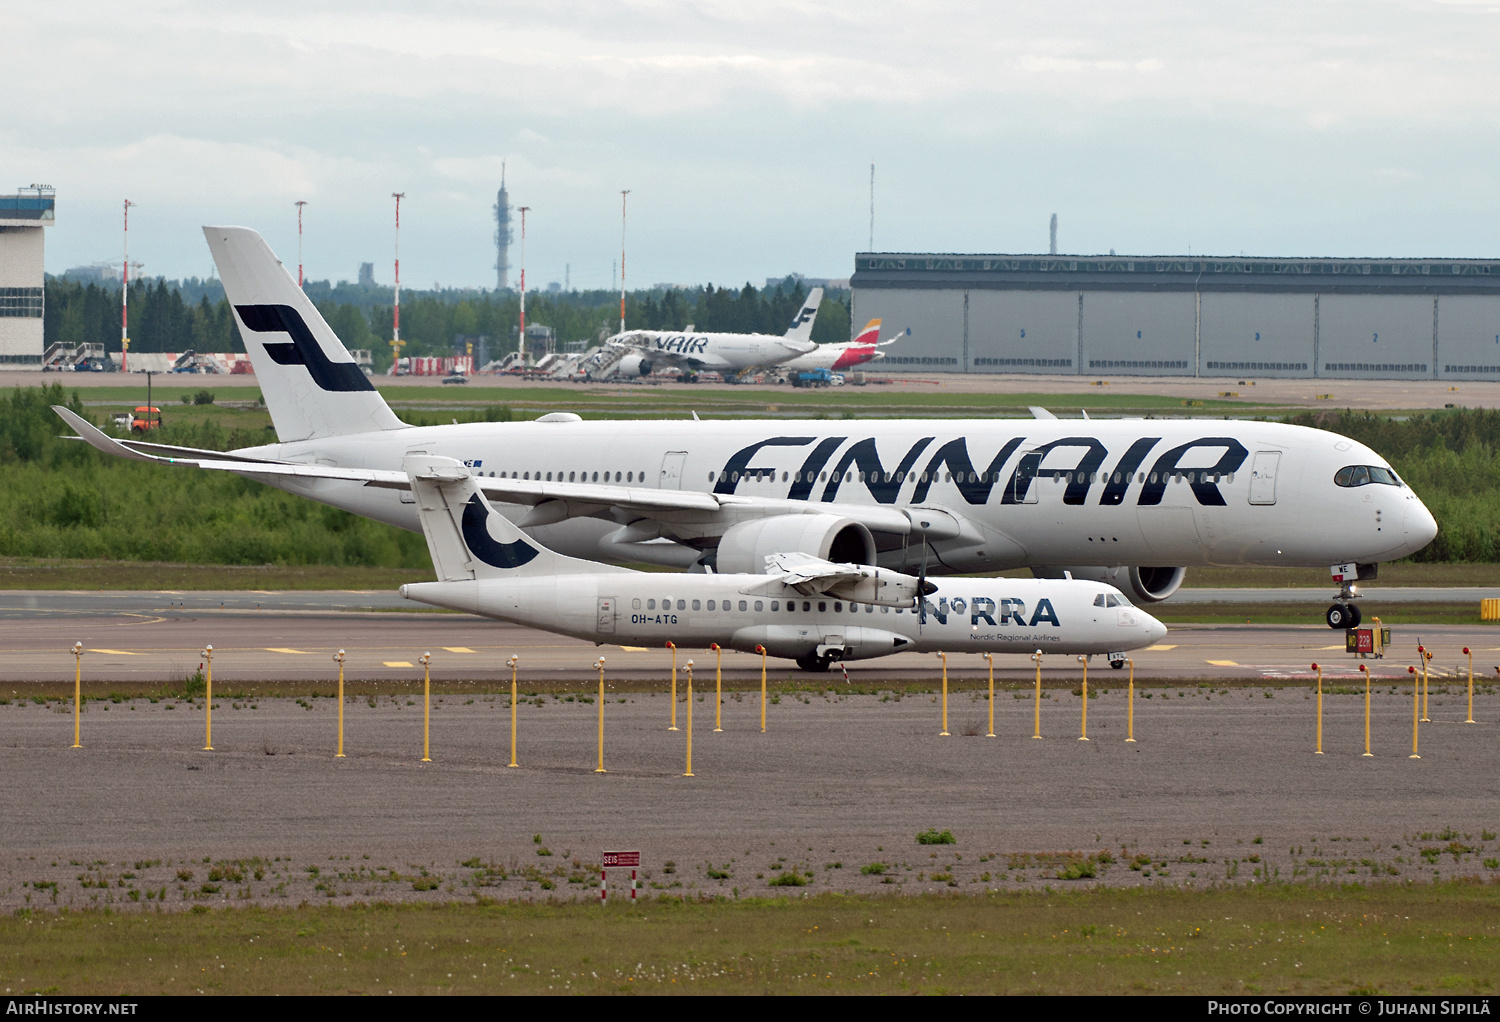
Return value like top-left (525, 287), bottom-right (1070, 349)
top-left (603, 288), bottom-right (823, 377)
top-left (58, 227), bottom-right (1438, 630)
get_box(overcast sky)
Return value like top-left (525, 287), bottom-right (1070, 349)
top-left (7, 0), bottom-right (1500, 289)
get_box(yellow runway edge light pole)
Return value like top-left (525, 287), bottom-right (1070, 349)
top-left (1464, 646), bottom-right (1474, 724)
top-left (1419, 645), bottom-right (1431, 722)
top-left (1077, 656), bottom-right (1090, 741)
top-left (594, 657), bottom-right (606, 774)
top-left (201, 646), bottom-right (214, 751)
top-left (71, 642), bottom-right (83, 749)
top-left (1311, 662), bottom-right (1323, 755)
top-left (1031, 650), bottom-right (1043, 738)
top-left (1408, 665), bottom-right (1421, 759)
top-left (937, 652), bottom-right (949, 736)
top-left (420, 652), bottom-right (432, 763)
top-left (666, 641), bottom-right (678, 730)
top-left (757, 645), bottom-right (767, 733)
top-left (710, 643), bottom-right (723, 732)
top-left (982, 653), bottom-right (995, 737)
top-left (684, 660), bottom-right (694, 777)
top-left (1125, 657), bottom-right (1136, 742)
top-left (333, 649), bottom-right (346, 758)
top-left (1360, 664), bottom-right (1372, 757)
top-left (507, 656), bottom-right (519, 768)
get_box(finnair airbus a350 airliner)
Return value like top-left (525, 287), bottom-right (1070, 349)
top-left (56, 227), bottom-right (1438, 631)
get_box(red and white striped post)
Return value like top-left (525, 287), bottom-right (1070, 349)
top-left (391, 192), bottom-right (405, 371)
top-left (121, 200), bottom-right (134, 373)
top-left (295, 200), bottom-right (307, 287)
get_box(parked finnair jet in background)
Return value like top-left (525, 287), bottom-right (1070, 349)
top-left (56, 227), bottom-right (1439, 632)
top-left (598, 288), bottom-right (823, 378)
top-left (399, 455), bottom-right (1168, 670)
top-left (775, 318), bottom-right (906, 373)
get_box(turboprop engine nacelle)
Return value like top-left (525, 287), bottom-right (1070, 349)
top-left (715, 513), bottom-right (876, 574)
top-left (1032, 565), bottom-right (1187, 604)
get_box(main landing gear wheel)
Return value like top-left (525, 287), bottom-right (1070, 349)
top-left (796, 653), bottom-right (834, 673)
top-left (1326, 603), bottom-right (1362, 629)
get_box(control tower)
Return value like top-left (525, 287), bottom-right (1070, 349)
top-left (493, 163), bottom-right (512, 291)
top-left (0, 185), bottom-right (54, 368)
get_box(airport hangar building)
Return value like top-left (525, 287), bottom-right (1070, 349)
top-left (849, 253), bottom-right (1500, 380)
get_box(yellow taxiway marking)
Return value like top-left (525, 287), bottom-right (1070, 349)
top-left (1316, 644), bottom-right (1349, 650)
top-left (89, 649), bottom-right (140, 655)
top-left (1145, 644), bottom-right (1177, 651)
top-left (265, 648), bottom-right (313, 654)
top-left (383, 661), bottom-right (414, 668)
top-left (442, 646), bottom-right (475, 653)
top-left (1206, 660), bottom-right (1240, 666)
top-left (617, 646), bottom-right (648, 652)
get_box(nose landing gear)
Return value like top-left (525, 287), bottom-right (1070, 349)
top-left (1326, 601), bottom-right (1362, 629)
top-left (1326, 562), bottom-right (1373, 629)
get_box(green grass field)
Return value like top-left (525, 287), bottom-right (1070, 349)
top-left (3, 883), bottom-right (1495, 995)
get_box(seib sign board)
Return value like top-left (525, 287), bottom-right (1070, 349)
top-left (602, 850), bottom-right (640, 868)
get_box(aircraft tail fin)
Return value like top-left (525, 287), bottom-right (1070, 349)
top-left (203, 226), bottom-right (405, 442)
top-left (782, 287), bottom-right (824, 343)
top-left (405, 455), bottom-right (599, 582)
top-left (851, 318), bottom-right (882, 345)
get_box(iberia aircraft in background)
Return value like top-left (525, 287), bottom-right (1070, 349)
top-left (775, 319), bottom-right (908, 374)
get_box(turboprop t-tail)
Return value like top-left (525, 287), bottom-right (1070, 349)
top-left (399, 456), bottom-right (1168, 670)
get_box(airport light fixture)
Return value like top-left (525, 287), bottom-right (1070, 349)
top-left (295, 201), bottom-right (307, 287)
top-left (517, 206), bottom-right (529, 362)
top-left (71, 642), bottom-right (83, 749)
top-left (619, 190), bottom-right (629, 333)
top-left (391, 193), bottom-right (405, 372)
top-left (121, 200), bottom-right (135, 373)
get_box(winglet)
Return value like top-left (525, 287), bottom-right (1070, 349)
top-left (1029, 406), bottom-right (1058, 420)
top-left (53, 405), bottom-right (163, 463)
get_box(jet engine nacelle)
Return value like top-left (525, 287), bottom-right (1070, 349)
top-left (715, 513), bottom-right (877, 574)
top-left (1031, 565), bottom-right (1187, 604)
top-left (616, 354), bottom-right (653, 377)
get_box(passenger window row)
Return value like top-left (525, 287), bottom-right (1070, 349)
top-left (703, 468), bottom-right (1234, 486)
top-left (478, 470), bottom-right (646, 483)
top-left (627, 598), bottom-right (909, 615)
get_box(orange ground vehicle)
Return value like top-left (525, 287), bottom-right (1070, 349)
top-left (130, 406), bottom-right (163, 433)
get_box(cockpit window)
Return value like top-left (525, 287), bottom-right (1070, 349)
top-left (1335, 465), bottom-right (1402, 488)
top-left (1105, 594), bottom-right (1124, 608)
top-left (1093, 594), bottom-right (1107, 607)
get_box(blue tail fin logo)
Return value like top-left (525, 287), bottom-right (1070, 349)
top-left (461, 494), bottom-right (538, 569)
top-left (235, 304), bottom-right (375, 393)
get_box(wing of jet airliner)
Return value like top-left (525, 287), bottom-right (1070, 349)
top-left (54, 405), bottom-right (958, 543)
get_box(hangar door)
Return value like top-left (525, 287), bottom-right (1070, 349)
top-left (1248, 452), bottom-right (1280, 505)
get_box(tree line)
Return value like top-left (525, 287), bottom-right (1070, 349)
top-left (42, 277), bottom-right (853, 370)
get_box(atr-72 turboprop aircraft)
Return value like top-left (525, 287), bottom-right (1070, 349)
top-left (55, 227), bottom-right (1439, 631)
top-left (399, 454), bottom-right (1168, 670)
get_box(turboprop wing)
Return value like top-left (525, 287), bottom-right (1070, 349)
top-left (747, 551), bottom-right (937, 607)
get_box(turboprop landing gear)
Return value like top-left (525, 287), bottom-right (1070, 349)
top-left (1108, 652), bottom-right (1127, 670)
top-left (796, 653), bottom-right (834, 673)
